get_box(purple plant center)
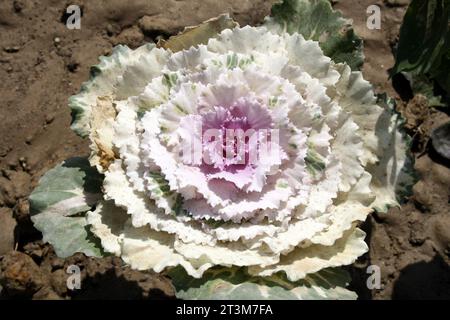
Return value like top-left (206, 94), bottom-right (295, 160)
top-left (202, 103), bottom-right (273, 168)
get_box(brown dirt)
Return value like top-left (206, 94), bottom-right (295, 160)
top-left (0, 0), bottom-right (449, 299)
top-left (0, 245), bottom-right (175, 299)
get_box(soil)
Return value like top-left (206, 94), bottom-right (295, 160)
top-left (0, 0), bottom-right (449, 299)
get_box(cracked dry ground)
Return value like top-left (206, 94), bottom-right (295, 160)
top-left (0, 0), bottom-right (449, 299)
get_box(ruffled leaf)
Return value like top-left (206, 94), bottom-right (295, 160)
top-left (266, 0), bottom-right (364, 70)
top-left (249, 227), bottom-right (368, 281)
top-left (69, 44), bottom-right (167, 137)
top-left (169, 266), bottom-right (356, 300)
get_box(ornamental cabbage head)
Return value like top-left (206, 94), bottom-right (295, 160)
top-left (30, 2), bottom-right (415, 300)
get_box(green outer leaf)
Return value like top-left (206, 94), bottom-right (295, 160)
top-left (29, 157), bottom-right (103, 214)
top-left (168, 266), bottom-right (357, 300)
top-left (266, 0), bottom-right (364, 70)
top-left (30, 157), bottom-right (104, 258)
top-left (32, 212), bottom-right (103, 258)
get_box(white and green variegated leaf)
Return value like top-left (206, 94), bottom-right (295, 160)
top-left (30, 157), bottom-right (104, 258)
top-left (69, 43), bottom-right (160, 137)
top-left (305, 147), bottom-right (326, 177)
top-left (69, 45), bottom-right (132, 138)
top-left (265, 0), bottom-right (364, 70)
top-left (168, 266), bottom-right (357, 300)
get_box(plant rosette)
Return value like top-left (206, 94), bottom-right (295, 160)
top-left (30, 0), bottom-right (415, 299)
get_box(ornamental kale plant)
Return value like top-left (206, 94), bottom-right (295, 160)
top-left (29, 0), bottom-right (415, 299)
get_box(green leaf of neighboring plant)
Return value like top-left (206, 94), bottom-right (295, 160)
top-left (168, 266), bottom-right (357, 300)
top-left (434, 50), bottom-right (450, 93)
top-left (391, 0), bottom-right (450, 77)
top-left (433, 49), bottom-right (450, 106)
top-left (265, 0), bottom-right (364, 70)
top-left (30, 157), bottom-right (104, 258)
top-left (431, 121), bottom-right (450, 159)
top-left (391, 0), bottom-right (450, 103)
top-left (402, 72), bottom-right (446, 107)
top-left (158, 14), bottom-right (239, 52)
